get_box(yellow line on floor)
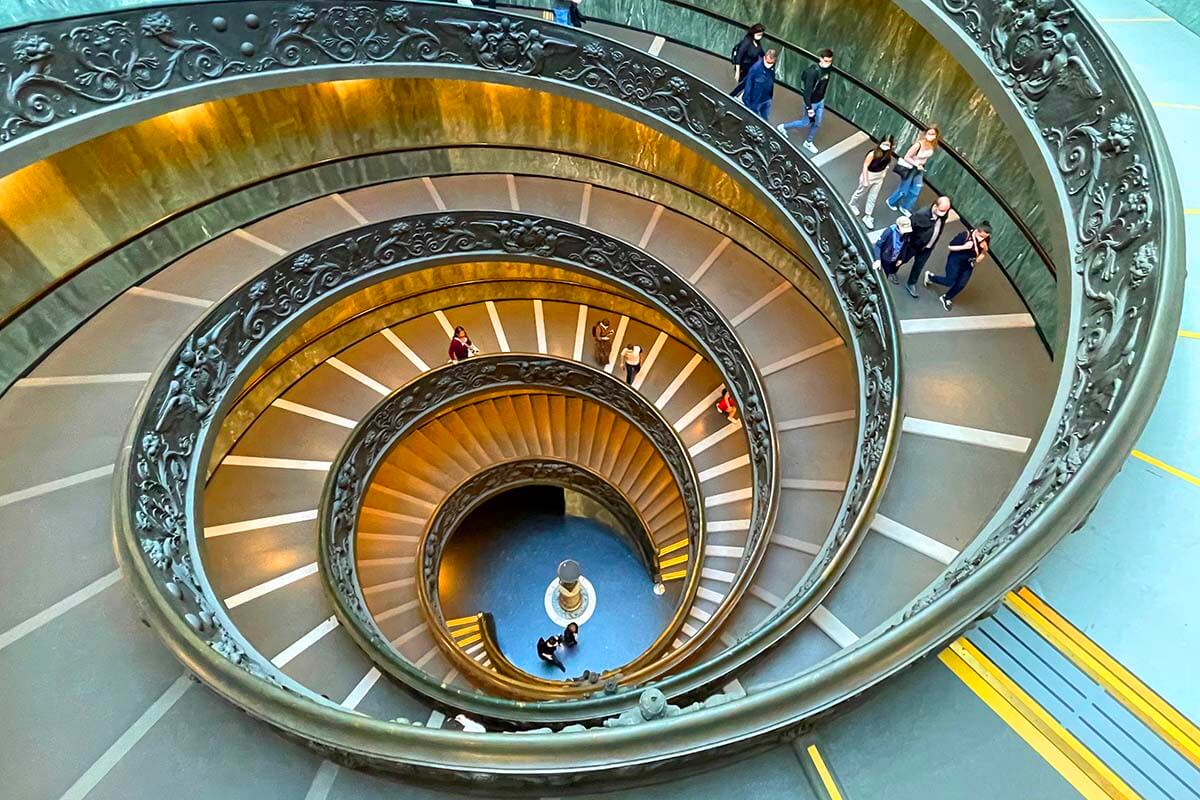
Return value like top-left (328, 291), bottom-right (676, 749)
top-left (805, 744), bottom-right (844, 800)
top-left (1185, 209), bottom-right (1200, 215)
top-left (1153, 102), bottom-right (1200, 111)
top-left (1180, 329), bottom-right (1200, 339)
top-left (1010, 588), bottom-right (1200, 770)
top-left (1131, 449), bottom-right (1200, 488)
top-left (940, 640), bottom-right (1138, 799)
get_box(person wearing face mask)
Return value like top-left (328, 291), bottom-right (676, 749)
top-left (848, 134), bottom-right (895, 228)
top-left (898, 196), bottom-right (952, 298)
top-left (924, 221), bottom-right (991, 310)
top-left (887, 126), bottom-right (940, 214)
top-left (776, 48), bottom-right (834, 154)
top-left (730, 23), bottom-right (766, 98)
top-left (741, 49), bottom-right (777, 119)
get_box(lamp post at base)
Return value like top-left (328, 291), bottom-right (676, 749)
top-left (557, 559), bottom-right (583, 613)
top-left (543, 561), bottom-right (596, 627)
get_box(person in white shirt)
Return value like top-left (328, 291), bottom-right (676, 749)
top-left (621, 344), bottom-right (642, 385)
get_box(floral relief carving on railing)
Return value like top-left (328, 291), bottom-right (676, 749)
top-left (906, 0), bottom-right (1166, 617)
top-left (127, 210), bottom-right (769, 692)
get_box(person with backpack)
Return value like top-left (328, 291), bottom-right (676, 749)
top-left (730, 23), bottom-right (766, 97)
top-left (741, 49), bottom-right (777, 120)
top-left (872, 215), bottom-right (911, 284)
top-left (776, 48), bottom-right (834, 154)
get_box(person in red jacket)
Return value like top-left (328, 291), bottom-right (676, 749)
top-left (448, 326), bottom-right (477, 362)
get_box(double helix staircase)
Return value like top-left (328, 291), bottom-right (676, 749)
top-left (0, 0), bottom-right (1183, 796)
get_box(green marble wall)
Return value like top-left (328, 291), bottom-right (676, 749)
top-left (1144, 0), bottom-right (1200, 36)
top-left (504, 0), bottom-right (1061, 344)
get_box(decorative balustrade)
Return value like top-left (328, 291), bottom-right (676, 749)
top-left (323, 362), bottom-right (705, 701)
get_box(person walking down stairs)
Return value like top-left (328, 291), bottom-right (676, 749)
top-left (776, 48), bottom-right (835, 154)
top-left (621, 343), bottom-right (643, 385)
top-left (729, 22), bottom-right (766, 98)
top-left (897, 196), bottom-right (952, 299)
top-left (848, 134), bottom-right (895, 228)
top-left (740, 49), bottom-right (777, 120)
top-left (924, 221), bottom-right (991, 311)
top-left (448, 325), bottom-right (479, 363)
top-left (871, 215), bottom-right (912, 285)
top-left (591, 318), bottom-right (613, 366)
top-left (716, 386), bottom-right (739, 423)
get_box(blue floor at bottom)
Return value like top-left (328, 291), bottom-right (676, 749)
top-left (439, 509), bottom-right (676, 677)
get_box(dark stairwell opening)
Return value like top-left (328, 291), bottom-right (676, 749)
top-left (438, 485), bottom-right (679, 677)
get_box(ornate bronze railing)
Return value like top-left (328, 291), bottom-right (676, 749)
top-left (324, 361), bottom-right (705, 701)
top-left (421, 457), bottom-right (660, 610)
top-left (82, 0), bottom-right (1176, 786)
top-left (117, 206), bottom-right (798, 724)
top-left (102, 0), bottom-right (899, 726)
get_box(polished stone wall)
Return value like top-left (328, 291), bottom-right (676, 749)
top-left (505, 0), bottom-right (1061, 339)
top-left (0, 78), bottom-right (829, 387)
top-left (1144, 0), bottom-right (1200, 35)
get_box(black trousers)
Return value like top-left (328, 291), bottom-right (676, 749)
top-left (540, 652), bottom-right (566, 672)
top-left (625, 362), bottom-right (641, 385)
top-left (904, 245), bottom-right (936, 287)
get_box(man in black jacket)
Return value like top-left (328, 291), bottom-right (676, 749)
top-left (777, 48), bottom-right (834, 154)
top-left (898, 196), bottom-right (952, 298)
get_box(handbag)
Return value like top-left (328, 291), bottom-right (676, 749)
top-left (892, 158), bottom-right (915, 180)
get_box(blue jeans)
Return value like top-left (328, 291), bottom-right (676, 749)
top-left (930, 261), bottom-right (974, 300)
top-left (747, 98), bottom-right (772, 120)
top-left (888, 170), bottom-right (924, 212)
top-left (781, 100), bottom-right (824, 143)
top-left (553, 7), bottom-right (571, 24)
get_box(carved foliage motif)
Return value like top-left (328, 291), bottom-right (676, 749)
top-left (11, 2), bottom-right (896, 665)
top-left (907, 0), bottom-right (1164, 618)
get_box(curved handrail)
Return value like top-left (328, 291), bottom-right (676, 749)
top-left (102, 0), bottom-right (900, 716)
top-left (328, 365), bottom-right (704, 701)
top-left (119, 205), bottom-right (801, 722)
top-left (500, 0), bottom-right (1055, 275)
top-left (100, 0), bottom-right (1183, 785)
top-left (100, 0), bottom-right (905, 775)
top-left (496, 0), bottom-right (1059, 346)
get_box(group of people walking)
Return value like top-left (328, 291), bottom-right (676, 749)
top-left (730, 22), bottom-right (991, 309)
top-left (590, 318), bottom-right (644, 385)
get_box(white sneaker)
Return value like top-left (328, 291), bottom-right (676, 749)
top-left (940, 295), bottom-right (952, 312)
top-left (848, 203), bottom-right (861, 215)
top-left (862, 215), bottom-right (874, 228)
top-left (923, 270), bottom-right (933, 288)
top-left (775, 123), bottom-right (788, 136)
top-left (803, 141), bottom-right (818, 154)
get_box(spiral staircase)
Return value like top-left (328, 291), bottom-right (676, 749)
top-left (0, 1), bottom-right (1194, 798)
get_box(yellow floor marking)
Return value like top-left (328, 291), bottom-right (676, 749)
top-left (805, 744), bottom-right (844, 800)
top-left (1010, 588), bottom-right (1200, 770)
top-left (1153, 102), bottom-right (1200, 111)
top-left (657, 538), bottom-right (689, 556)
top-left (1131, 450), bottom-right (1200, 488)
top-left (941, 640), bottom-right (1139, 798)
top-left (1179, 329), bottom-right (1200, 339)
top-left (658, 552), bottom-right (689, 569)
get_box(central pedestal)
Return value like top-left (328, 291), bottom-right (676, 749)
top-left (543, 560), bottom-right (596, 627)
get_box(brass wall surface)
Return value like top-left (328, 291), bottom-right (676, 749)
top-left (0, 77), bottom-right (809, 325)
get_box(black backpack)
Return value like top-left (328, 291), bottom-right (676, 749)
top-left (730, 41), bottom-right (741, 64)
